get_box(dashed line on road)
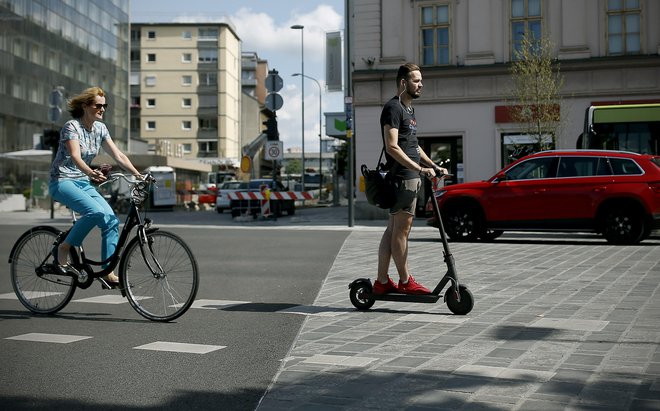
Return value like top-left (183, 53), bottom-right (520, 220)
top-left (134, 341), bottom-right (226, 354)
top-left (5, 332), bottom-right (92, 344)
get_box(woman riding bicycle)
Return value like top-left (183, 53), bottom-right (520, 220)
top-left (48, 86), bottom-right (143, 289)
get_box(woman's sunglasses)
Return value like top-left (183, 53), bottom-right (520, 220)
top-left (91, 103), bottom-right (108, 110)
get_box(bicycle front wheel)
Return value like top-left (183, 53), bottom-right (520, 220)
top-left (119, 230), bottom-right (199, 322)
top-left (10, 226), bottom-right (76, 314)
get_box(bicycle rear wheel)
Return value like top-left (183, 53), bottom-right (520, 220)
top-left (119, 230), bottom-right (199, 322)
top-left (10, 226), bottom-right (76, 314)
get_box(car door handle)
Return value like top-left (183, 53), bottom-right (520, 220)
top-left (593, 186), bottom-right (607, 192)
top-left (533, 189), bottom-right (547, 194)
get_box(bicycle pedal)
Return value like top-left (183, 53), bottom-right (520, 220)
top-left (97, 278), bottom-right (120, 290)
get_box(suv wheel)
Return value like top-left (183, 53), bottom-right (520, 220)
top-left (443, 202), bottom-right (484, 242)
top-left (480, 229), bottom-right (503, 242)
top-left (601, 206), bottom-right (645, 245)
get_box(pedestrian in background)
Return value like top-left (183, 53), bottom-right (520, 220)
top-left (373, 63), bottom-right (447, 295)
top-left (48, 86), bottom-right (143, 289)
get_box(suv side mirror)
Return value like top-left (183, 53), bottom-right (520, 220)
top-left (492, 171), bottom-right (507, 183)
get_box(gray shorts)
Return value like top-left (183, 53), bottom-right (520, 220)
top-left (389, 177), bottom-right (421, 215)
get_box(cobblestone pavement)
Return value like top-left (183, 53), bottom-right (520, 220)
top-left (257, 229), bottom-right (660, 411)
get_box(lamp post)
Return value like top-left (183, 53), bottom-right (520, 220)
top-left (290, 24), bottom-right (305, 191)
top-left (292, 73), bottom-right (322, 198)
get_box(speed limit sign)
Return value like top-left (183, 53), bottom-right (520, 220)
top-left (265, 141), bottom-right (283, 160)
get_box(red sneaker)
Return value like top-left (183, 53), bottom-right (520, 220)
top-left (398, 276), bottom-right (431, 294)
top-left (372, 277), bottom-right (398, 295)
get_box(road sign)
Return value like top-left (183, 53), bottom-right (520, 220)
top-left (240, 155), bottom-right (252, 173)
top-left (265, 72), bottom-right (283, 93)
top-left (264, 141), bottom-right (283, 161)
top-left (265, 93), bottom-right (284, 111)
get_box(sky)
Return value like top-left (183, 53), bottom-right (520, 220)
top-left (130, 0), bottom-right (345, 153)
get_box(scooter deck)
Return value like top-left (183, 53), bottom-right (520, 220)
top-left (368, 292), bottom-right (442, 303)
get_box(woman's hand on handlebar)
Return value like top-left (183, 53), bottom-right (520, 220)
top-left (88, 169), bottom-right (107, 184)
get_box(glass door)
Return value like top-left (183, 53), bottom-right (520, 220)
top-left (417, 137), bottom-right (463, 216)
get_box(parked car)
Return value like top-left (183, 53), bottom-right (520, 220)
top-left (229, 179), bottom-right (295, 218)
top-left (215, 180), bottom-right (243, 213)
top-left (427, 150), bottom-right (660, 244)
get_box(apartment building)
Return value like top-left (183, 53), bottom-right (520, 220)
top-left (130, 23), bottom-right (242, 165)
top-left (348, 0), bottom-right (660, 215)
top-left (0, 0), bottom-right (129, 187)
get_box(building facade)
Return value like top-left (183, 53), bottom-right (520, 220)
top-left (130, 23), bottom-right (242, 165)
top-left (349, 0), bottom-right (660, 214)
top-left (0, 0), bottom-right (129, 187)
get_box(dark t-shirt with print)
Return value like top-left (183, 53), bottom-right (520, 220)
top-left (380, 96), bottom-right (420, 180)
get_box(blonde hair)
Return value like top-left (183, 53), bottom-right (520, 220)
top-left (67, 86), bottom-right (105, 118)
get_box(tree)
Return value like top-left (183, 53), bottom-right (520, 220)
top-left (285, 158), bottom-right (302, 175)
top-left (507, 34), bottom-right (565, 157)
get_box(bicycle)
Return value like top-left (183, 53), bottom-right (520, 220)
top-left (8, 173), bottom-right (199, 322)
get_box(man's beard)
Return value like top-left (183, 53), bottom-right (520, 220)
top-left (408, 89), bottom-right (421, 99)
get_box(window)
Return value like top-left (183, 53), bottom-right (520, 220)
top-left (130, 72), bottom-right (140, 85)
top-left (199, 72), bottom-right (217, 86)
top-left (182, 30), bottom-right (192, 40)
top-left (609, 157), bottom-right (643, 175)
top-left (145, 75), bottom-right (157, 86)
top-left (199, 95), bottom-right (218, 108)
top-left (198, 141), bottom-right (218, 153)
top-left (199, 118), bottom-right (218, 130)
top-left (505, 157), bottom-right (556, 180)
top-left (146, 53), bottom-right (156, 63)
top-left (420, 4), bottom-right (450, 65)
top-left (182, 98), bottom-right (192, 108)
top-left (557, 157), bottom-right (611, 177)
top-left (607, 0), bottom-right (641, 55)
top-left (198, 28), bottom-right (218, 40)
top-left (146, 121), bottom-right (156, 130)
top-left (147, 30), bottom-right (156, 40)
top-left (130, 96), bottom-right (140, 108)
top-left (182, 52), bottom-right (192, 63)
top-left (182, 75), bottom-right (193, 86)
top-left (130, 50), bottom-right (140, 62)
top-left (146, 98), bottom-right (156, 107)
top-left (182, 144), bottom-right (192, 154)
top-left (130, 117), bottom-right (140, 132)
top-left (511, 0), bottom-right (542, 59)
top-left (501, 133), bottom-right (554, 166)
top-left (199, 49), bottom-right (218, 63)
top-left (182, 121), bottom-right (192, 130)
top-left (131, 29), bottom-right (141, 42)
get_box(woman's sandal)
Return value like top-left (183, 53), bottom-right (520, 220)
top-left (99, 275), bottom-right (120, 290)
top-left (52, 245), bottom-right (81, 277)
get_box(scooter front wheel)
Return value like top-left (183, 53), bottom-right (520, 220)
top-left (349, 280), bottom-right (375, 310)
top-left (445, 285), bottom-right (474, 315)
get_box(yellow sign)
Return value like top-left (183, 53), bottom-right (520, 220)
top-left (240, 155), bottom-right (252, 173)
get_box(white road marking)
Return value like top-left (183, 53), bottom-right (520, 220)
top-left (5, 333), bottom-right (92, 344)
top-left (134, 341), bottom-right (226, 354)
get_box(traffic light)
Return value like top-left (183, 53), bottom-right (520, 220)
top-left (43, 129), bottom-right (60, 149)
top-left (263, 117), bottom-right (279, 141)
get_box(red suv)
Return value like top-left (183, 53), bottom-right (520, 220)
top-left (427, 150), bottom-right (660, 244)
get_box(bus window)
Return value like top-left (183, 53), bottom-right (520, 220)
top-left (581, 104), bottom-right (660, 155)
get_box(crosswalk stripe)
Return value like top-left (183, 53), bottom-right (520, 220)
top-left (134, 341), bottom-right (226, 354)
top-left (5, 333), bottom-right (92, 344)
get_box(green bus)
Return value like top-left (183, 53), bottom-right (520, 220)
top-left (578, 103), bottom-right (660, 155)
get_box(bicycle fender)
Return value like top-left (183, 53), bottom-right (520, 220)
top-left (8, 226), bottom-right (61, 263)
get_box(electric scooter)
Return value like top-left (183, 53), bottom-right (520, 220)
top-left (348, 176), bottom-right (474, 315)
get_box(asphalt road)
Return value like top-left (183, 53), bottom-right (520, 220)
top-left (0, 221), bottom-right (350, 410)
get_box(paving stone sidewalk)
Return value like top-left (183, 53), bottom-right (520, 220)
top-left (257, 229), bottom-right (660, 411)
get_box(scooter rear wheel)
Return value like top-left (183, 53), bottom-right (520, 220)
top-left (445, 285), bottom-right (474, 315)
top-left (349, 281), bottom-right (375, 310)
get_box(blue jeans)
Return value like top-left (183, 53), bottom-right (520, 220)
top-left (49, 179), bottom-right (119, 266)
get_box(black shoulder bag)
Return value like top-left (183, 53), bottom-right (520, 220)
top-left (361, 146), bottom-right (397, 209)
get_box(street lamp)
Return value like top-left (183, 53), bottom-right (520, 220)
top-left (292, 73), bottom-right (323, 198)
top-left (290, 24), bottom-right (305, 191)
